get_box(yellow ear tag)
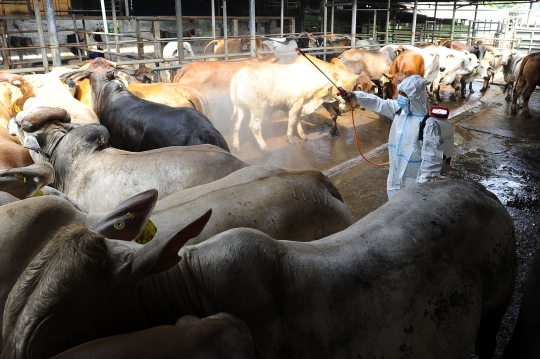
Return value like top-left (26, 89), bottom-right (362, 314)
top-left (14, 104), bottom-right (20, 113)
top-left (134, 219), bottom-right (157, 245)
top-left (32, 190), bottom-right (44, 197)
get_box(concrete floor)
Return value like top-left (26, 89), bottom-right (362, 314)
top-left (221, 79), bottom-right (540, 358)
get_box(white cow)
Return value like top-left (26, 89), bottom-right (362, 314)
top-left (402, 45), bottom-right (440, 93)
top-left (23, 70), bottom-right (99, 124)
top-left (501, 49), bottom-right (526, 101)
top-left (230, 56), bottom-right (360, 154)
top-left (162, 41), bottom-right (195, 83)
top-left (458, 59), bottom-right (493, 98)
top-left (433, 47), bottom-right (479, 103)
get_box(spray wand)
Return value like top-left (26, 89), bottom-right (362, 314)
top-left (295, 48), bottom-right (389, 167)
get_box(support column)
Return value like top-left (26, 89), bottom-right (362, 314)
top-left (175, 0), bottom-right (184, 63)
top-left (373, 9), bottom-right (377, 40)
top-left (43, 0), bottom-right (61, 66)
top-left (331, 1), bottom-right (334, 34)
top-left (111, 0), bottom-right (119, 62)
top-left (470, 2), bottom-right (478, 44)
top-left (224, 0), bottom-right (229, 59)
top-left (411, 0), bottom-right (418, 45)
top-left (249, 0), bottom-right (255, 57)
top-left (99, 0), bottom-right (111, 60)
top-left (211, 0), bottom-right (216, 38)
top-left (351, 0), bottom-right (357, 49)
top-left (34, 0), bottom-right (49, 71)
top-left (280, 0), bottom-right (284, 36)
top-left (323, 0), bottom-right (328, 50)
top-left (450, 0), bottom-right (457, 41)
top-left (385, 0), bottom-right (390, 44)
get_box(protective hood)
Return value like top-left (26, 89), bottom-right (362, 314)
top-left (397, 75), bottom-right (428, 115)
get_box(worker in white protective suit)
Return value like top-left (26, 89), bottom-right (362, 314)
top-left (341, 74), bottom-right (453, 200)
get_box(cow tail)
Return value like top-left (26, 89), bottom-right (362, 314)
top-left (513, 55), bottom-right (529, 99)
top-left (203, 40), bottom-right (218, 55)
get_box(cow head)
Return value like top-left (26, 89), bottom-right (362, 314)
top-left (1, 208), bottom-right (211, 358)
top-left (8, 106), bottom-right (81, 162)
top-left (476, 60), bottom-right (493, 80)
top-left (382, 72), bottom-right (407, 99)
top-left (501, 49), bottom-right (518, 65)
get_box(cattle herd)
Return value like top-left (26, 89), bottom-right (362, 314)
top-left (0, 33), bottom-right (538, 358)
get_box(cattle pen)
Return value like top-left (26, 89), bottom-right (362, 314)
top-left (1, 0), bottom-right (540, 75)
top-left (0, 1), bottom-right (539, 359)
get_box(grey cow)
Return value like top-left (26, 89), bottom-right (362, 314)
top-left (150, 165), bottom-right (353, 245)
top-left (2, 179), bottom-right (516, 359)
top-left (8, 106), bottom-right (248, 212)
top-left (0, 189), bottom-right (159, 352)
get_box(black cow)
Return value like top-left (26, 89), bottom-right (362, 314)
top-left (60, 58), bottom-right (230, 152)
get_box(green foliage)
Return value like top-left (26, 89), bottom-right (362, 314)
top-left (484, 3), bottom-right (525, 10)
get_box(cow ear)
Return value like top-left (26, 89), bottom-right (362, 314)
top-left (90, 189), bottom-right (159, 240)
top-left (22, 133), bottom-right (42, 153)
top-left (131, 209), bottom-right (212, 277)
top-left (0, 162), bottom-right (54, 199)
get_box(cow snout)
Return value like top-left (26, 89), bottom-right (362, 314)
top-left (439, 67), bottom-right (446, 72)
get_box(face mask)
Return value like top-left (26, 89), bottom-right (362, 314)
top-left (397, 95), bottom-right (410, 110)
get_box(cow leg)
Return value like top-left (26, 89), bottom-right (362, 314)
top-left (469, 81), bottom-right (475, 94)
top-left (232, 106), bottom-right (246, 153)
top-left (248, 109), bottom-right (271, 154)
top-left (475, 304), bottom-right (510, 359)
top-left (522, 84), bottom-right (535, 117)
top-left (480, 77), bottom-right (489, 92)
top-left (287, 104), bottom-right (305, 144)
top-left (504, 83), bottom-right (513, 101)
top-left (460, 80), bottom-right (467, 98)
top-left (321, 102), bottom-right (340, 136)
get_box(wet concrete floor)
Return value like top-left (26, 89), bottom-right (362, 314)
top-left (222, 79), bottom-right (540, 358)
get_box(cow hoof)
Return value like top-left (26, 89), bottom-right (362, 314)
top-left (232, 145), bottom-right (241, 153)
top-left (287, 138), bottom-right (298, 145)
top-left (261, 148), bottom-right (272, 156)
top-left (470, 90), bottom-right (475, 94)
top-left (480, 88), bottom-right (487, 92)
top-left (525, 111), bottom-right (531, 118)
top-left (461, 95), bottom-right (466, 99)
top-left (511, 109), bottom-right (517, 114)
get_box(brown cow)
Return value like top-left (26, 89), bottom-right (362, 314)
top-left (382, 50), bottom-right (425, 99)
top-left (511, 52), bottom-right (540, 117)
top-left (203, 38), bottom-right (253, 59)
top-left (338, 45), bottom-right (401, 97)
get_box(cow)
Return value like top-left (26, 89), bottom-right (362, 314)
top-left (22, 69), bottom-right (99, 124)
top-left (0, 75), bottom-right (35, 169)
top-left (8, 106), bottom-right (248, 212)
top-left (60, 58), bottom-right (230, 153)
top-left (76, 77), bottom-right (211, 118)
top-left (382, 49), bottom-right (425, 99)
top-left (173, 55), bottom-right (278, 135)
top-left (500, 237), bottom-right (540, 359)
top-left (480, 46), bottom-right (503, 92)
top-left (439, 38), bottom-right (487, 60)
top-left (162, 41), bottom-right (195, 83)
top-left (459, 59), bottom-right (493, 98)
top-left (501, 49), bottom-right (526, 101)
top-left (433, 47), bottom-right (479, 103)
top-left (149, 165), bottom-right (353, 245)
top-left (256, 37), bottom-right (299, 62)
top-left (511, 52), bottom-right (540, 117)
top-left (229, 55), bottom-right (361, 153)
top-left (401, 44), bottom-right (440, 95)
top-left (203, 37), bottom-right (251, 59)
top-left (51, 313), bottom-right (256, 359)
top-left (338, 45), bottom-right (401, 96)
top-left (1, 179), bottom-right (517, 359)
top-left (0, 188), bottom-right (160, 352)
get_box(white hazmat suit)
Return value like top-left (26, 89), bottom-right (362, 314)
top-left (350, 75), bottom-right (453, 200)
